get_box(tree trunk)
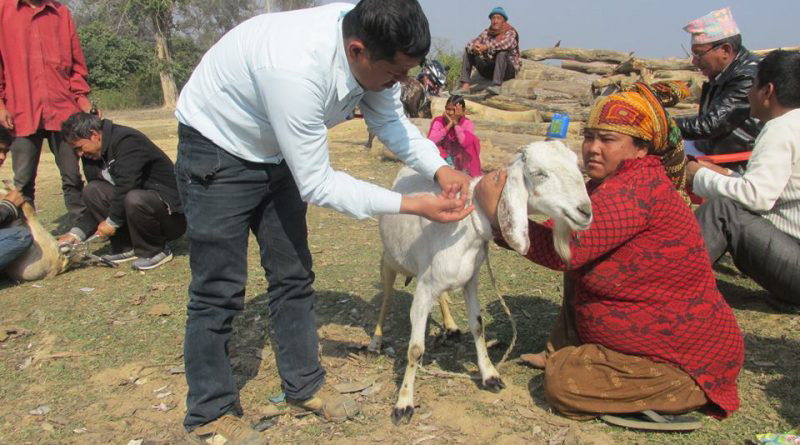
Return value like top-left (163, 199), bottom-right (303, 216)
top-left (153, 9), bottom-right (177, 109)
top-left (522, 47), bottom-right (633, 64)
top-left (560, 60), bottom-right (616, 75)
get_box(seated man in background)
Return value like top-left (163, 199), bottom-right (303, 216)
top-left (58, 113), bottom-right (185, 271)
top-left (689, 50), bottom-right (800, 309)
top-left (454, 6), bottom-right (519, 96)
top-left (0, 125), bottom-right (32, 272)
top-left (675, 7), bottom-right (760, 168)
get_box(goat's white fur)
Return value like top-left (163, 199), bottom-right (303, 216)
top-left (374, 140), bottom-right (592, 425)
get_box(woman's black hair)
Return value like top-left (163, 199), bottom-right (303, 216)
top-left (342, 0), bottom-right (430, 62)
top-left (0, 125), bottom-right (11, 148)
top-left (446, 95), bottom-right (465, 108)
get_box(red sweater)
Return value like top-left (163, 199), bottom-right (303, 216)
top-left (0, 0), bottom-right (91, 136)
top-left (526, 156), bottom-right (744, 417)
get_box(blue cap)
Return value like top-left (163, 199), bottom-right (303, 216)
top-left (488, 6), bottom-right (508, 21)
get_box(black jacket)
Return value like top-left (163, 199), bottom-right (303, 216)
top-left (675, 48), bottom-right (762, 155)
top-left (77, 119), bottom-right (182, 235)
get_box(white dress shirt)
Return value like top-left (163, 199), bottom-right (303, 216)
top-left (693, 108), bottom-right (800, 239)
top-left (176, 3), bottom-right (446, 220)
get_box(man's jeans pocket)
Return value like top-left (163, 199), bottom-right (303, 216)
top-left (176, 125), bottom-right (223, 185)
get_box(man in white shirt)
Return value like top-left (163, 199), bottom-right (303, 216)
top-left (689, 50), bottom-right (800, 311)
top-left (175, 1), bottom-right (473, 442)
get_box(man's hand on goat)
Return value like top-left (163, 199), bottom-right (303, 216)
top-left (400, 186), bottom-right (474, 223)
top-left (95, 220), bottom-right (117, 239)
top-left (474, 168), bottom-right (507, 229)
top-left (434, 166), bottom-right (471, 197)
top-left (2, 189), bottom-right (25, 208)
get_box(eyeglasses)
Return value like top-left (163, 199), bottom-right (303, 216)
top-left (685, 41), bottom-right (726, 58)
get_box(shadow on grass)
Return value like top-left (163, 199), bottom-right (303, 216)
top-left (743, 333), bottom-right (800, 426)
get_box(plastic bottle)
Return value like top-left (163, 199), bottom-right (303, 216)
top-left (546, 112), bottom-right (570, 140)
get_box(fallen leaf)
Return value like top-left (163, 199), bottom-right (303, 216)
top-left (169, 367), bottom-right (184, 375)
top-left (114, 271), bottom-right (127, 278)
top-left (516, 407), bottom-right (538, 420)
top-left (333, 378), bottom-right (375, 394)
top-left (548, 427), bottom-right (569, 445)
top-left (147, 304), bottom-right (172, 317)
top-left (79, 287), bottom-right (95, 293)
top-left (360, 381), bottom-right (383, 396)
top-left (29, 405), bottom-right (50, 416)
top-left (753, 360), bottom-right (776, 368)
top-left (31, 284), bottom-right (43, 288)
top-left (73, 428), bottom-right (87, 434)
top-left (149, 284), bottom-right (168, 292)
top-left (18, 356), bottom-right (33, 370)
top-left (156, 391), bottom-right (172, 399)
top-left (413, 435), bottom-right (436, 445)
top-left (127, 440), bottom-right (144, 445)
top-left (41, 422), bottom-right (54, 432)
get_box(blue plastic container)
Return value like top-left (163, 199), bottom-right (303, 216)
top-left (546, 112), bottom-right (570, 139)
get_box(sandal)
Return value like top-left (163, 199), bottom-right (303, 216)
top-left (600, 409), bottom-right (702, 432)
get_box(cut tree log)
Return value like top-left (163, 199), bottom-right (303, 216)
top-left (431, 97), bottom-right (543, 123)
top-left (473, 119), bottom-right (585, 139)
top-left (480, 96), bottom-right (590, 121)
top-left (752, 46), bottom-right (800, 56)
top-left (560, 60), bottom-right (616, 75)
top-left (522, 47), bottom-right (632, 64)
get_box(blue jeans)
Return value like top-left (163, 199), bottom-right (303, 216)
top-left (0, 225), bottom-right (33, 271)
top-left (176, 124), bottom-right (324, 431)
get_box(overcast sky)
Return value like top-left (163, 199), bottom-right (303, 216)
top-left (325, 1), bottom-right (799, 58)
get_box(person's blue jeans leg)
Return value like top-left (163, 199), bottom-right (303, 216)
top-left (252, 161), bottom-right (324, 402)
top-left (0, 225), bottom-right (33, 271)
top-left (176, 125), bottom-right (323, 431)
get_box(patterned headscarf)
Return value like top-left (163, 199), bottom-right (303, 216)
top-left (587, 81), bottom-right (690, 202)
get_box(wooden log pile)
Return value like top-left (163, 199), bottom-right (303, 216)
top-left (462, 46), bottom-right (800, 134)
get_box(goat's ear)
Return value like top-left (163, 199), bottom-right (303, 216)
top-left (497, 156), bottom-right (530, 255)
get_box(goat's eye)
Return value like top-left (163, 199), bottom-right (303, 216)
top-left (532, 170), bottom-right (548, 179)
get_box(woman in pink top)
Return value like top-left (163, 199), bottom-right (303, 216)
top-left (427, 95), bottom-right (482, 177)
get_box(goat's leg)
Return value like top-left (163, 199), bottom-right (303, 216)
top-left (463, 273), bottom-right (505, 392)
top-left (392, 286), bottom-right (435, 425)
top-left (369, 257), bottom-right (396, 353)
top-left (437, 292), bottom-right (462, 339)
top-left (365, 131), bottom-right (375, 149)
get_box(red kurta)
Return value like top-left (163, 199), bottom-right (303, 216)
top-left (0, 0), bottom-right (91, 137)
top-left (526, 156), bottom-right (744, 417)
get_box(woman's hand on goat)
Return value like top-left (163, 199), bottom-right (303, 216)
top-left (474, 169), bottom-right (507, 229)
top-left (400, 186), bottom-right (474, 223)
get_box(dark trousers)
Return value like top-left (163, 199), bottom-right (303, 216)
top-left (459, 49), bottom-right (516, 86)
top-left (696, 197), bottom-right (800, 305)
top-left (10, 130), bottom-right (85, 227)
top-left (82, 180), bottom-right (186, 257)
top-left (176, 124), bottom-right (324, 431)
top-left (0, 225), bottom-right (33, 271)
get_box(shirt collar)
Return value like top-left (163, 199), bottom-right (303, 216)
top-left (334, 12), bottom-right (363, 101)
top-left (16, 0), bottom-right (59, 13)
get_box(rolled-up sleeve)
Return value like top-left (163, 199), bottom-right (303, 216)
top-left (361, 85), bottom-right (446, 181)
top-left (255, 69), bottom-right (402, 219)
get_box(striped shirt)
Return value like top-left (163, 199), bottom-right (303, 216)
top-left (693, 108), bottom-right (800, 239)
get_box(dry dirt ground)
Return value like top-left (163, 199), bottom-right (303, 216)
top-left (0, 108), bottom-right (798, 445)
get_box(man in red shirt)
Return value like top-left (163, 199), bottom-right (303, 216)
top-left (0, 0), bottom-right (93, 228)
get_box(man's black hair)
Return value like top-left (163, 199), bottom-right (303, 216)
top-left (61, 112), bottom-right (102, 142)
top-left (342, 0), bottom-right (431, 62)
top-left (756, 49), bottom-right (800, 108)
top-left (0, 125), bottom-right (11, 148)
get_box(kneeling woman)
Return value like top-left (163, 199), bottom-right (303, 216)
top-left (476, 83), bottom-right (743, 428)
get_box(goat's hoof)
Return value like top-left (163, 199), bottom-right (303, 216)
top-left (444, 329), bottom-right (463, 340)
top-left (483, 376), bottom-right (506, 392)
top-left (391, 405), bottom-right (414, 425)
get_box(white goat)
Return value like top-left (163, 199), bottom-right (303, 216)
top-left (375, 140), bottom-right (592, 425)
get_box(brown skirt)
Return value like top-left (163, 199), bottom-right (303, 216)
top-left (541, 273), bottom-right (709, 420)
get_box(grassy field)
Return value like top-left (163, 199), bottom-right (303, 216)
top-left (0, 108), bottom-right (797, 444)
